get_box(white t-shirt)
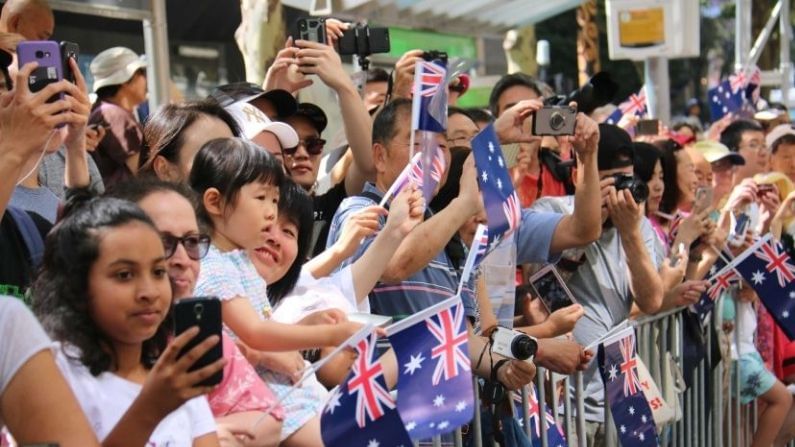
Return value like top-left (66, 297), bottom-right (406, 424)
top-left (54, 344), bottom-right (216, 446)
top-left (272, 265), bottom-right (365, 323)
top-left (0, 297), bottom-right (53, 428)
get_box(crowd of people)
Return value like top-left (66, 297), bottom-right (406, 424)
top-left (3, 0), bottom-right (795, 446)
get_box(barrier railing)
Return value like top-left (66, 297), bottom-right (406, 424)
top-left (417, 293), bottom-right (795, 447)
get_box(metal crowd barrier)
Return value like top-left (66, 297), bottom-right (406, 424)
top-left (417, 294), bottom-right (795, 447)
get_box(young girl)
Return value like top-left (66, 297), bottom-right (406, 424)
top-left (32, 197), bottom-right (226, 446)
top-left (189, 138), bottom-right (362, 444)
top-left (109, 178), bottom-right (284, 446)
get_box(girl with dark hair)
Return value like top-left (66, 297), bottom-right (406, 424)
top-left (632, 142), bottom-right (667, 245)
top-left (32, 197), bottom-right (225, 446)
top-left (189, 138), bottom-right (362, 445)
top-left (140, 101), bottom-right (241, 182)
top-left (110, 178), bottom-right (284, 447)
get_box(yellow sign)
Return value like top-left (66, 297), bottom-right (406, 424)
top-left (618, 7), bottom-right (665, 48)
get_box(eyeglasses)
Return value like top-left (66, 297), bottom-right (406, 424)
top-left (283, 138), bottom-right (326, 157)
top-left (161, 233), bottom-right (211, 261)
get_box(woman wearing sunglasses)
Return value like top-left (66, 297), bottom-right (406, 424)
top-left (109, 178), bottom-right (285, 447)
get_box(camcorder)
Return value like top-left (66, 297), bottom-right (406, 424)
top-left (492, 327), bottom-right (538, 363)
top-left (534, 71), bottom-right (618, 137)
top-left (613, 173), bottom-right (649, 204)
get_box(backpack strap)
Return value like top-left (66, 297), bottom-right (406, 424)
top-left (6, 207), bottom-right (44, 267)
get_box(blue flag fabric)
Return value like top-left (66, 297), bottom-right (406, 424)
top-left (603, 87), bottom-right (647, 125)
top-left (708, 80), bottom-right (744, 121)
top-left (381, 146), bottom-right (446, 206)
top-left (471, 124), bottom-right (521, 251)
top-left (734, 234), bottom-right (795, 340)
top-left (692, 256), bottom-right (740, 323)
top-left (412, 60), bottom-right (448, 133)
top-left (598, 328), bottom-right (659, 447)
top-left (512, 385), bottom-right (568, 447)
top-left (386, 296), bottom-right (474, 440)
top-left (321, 333), bottom-right (412, 447)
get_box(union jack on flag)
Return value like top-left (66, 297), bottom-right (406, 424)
top-left (503, 191), bottom-right (521, 236)
top-left (512, 385), bottom-right (568, 446)
top-left (381, 147), bottom-right (446, 205)
top-left (619, 336), bottom-right (641, 396)
top-left (708, 268), bottom-right (740, 300)
top-left (604, 86), bottom-right (647, 125)
top-left (386, 296), bottom-right (474, 440)
top-left (428, 303), bottom-right (470, 385)
top-left (754, 239), bottom-right (795, 288)
top-left (412, 59), bottom-right (448, 133)
top-left (320, 333), bottom-right (411, 447)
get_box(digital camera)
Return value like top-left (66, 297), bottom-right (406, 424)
top-left (612, 173), bottom-right (649, 204)
top-left (532, 104), bottom-right (577, 136)
top-left (492, 327), bottom-right (538, 363)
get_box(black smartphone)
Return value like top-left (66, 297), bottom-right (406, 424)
top-left (174, 297), bottom-right (223, 387)
top-left (529, 265), bottom-right (577, 313)
top-left (636, 119), bottom-right (660, 136)
top-left (60, 41), bottom-right (79, 83)
top-left (297, 18), bottom-right (327, 44)
top-left (336, 24), bottom-right (390, 56)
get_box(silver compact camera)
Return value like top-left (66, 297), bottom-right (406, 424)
top-left (532, 105), bottom-right (577, 136)
top-left (492, 327), bottom-right (538, 363)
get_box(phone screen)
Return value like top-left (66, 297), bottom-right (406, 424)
top-left (694, 187), bottom-right (713, 212)
top-left (174, 297), bottom-right (223, 387)
top-left (530, 267), bottom-right (576, 313)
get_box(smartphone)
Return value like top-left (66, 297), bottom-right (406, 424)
top-left (636, 119), bottom-right (660, 136)
top-left (693, 186), bottom-right (713, 213)
top-left (336, 24), bottom-right (390, 56)
top-left (60, 41), bottom-right (79, 83)
top-left (174, 297), bottom-right (223, 387)
top-left (728, 212), bottom-right (750, 247)
top-left (16, 41), bottom-right (62, 102)
top-left (297, 18), bottom-right (327, 44)
top-left (528, 265), bottom-right (578, 313)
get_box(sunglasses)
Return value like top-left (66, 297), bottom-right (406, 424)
top-left (283, 137), bottom-right (326, 156)
top-left (161, 233), bottom-right (211, 261)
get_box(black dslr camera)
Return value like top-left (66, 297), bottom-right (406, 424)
top-left (613, 173), bottom-right (649, 204)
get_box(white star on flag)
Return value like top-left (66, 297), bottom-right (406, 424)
top-left (784, 311), bottom-right (790, 319)
top-left (488, 142), bottom-right (495, 153)
top-left (433, 394), bottom-right (446, 407)
top-left (789, 291), bottom-right (795, 299)
top-left (437, 421), bottom-right (449, 430)
top-left (620, 425), bottom-right (626, 434)
top-left (498, 156), bottom-right (504, 167)
top-left (481, 171), bottom-right (488, 182)
top-left (368, 439), bottom-right (380, 447)
top-left (405, 421), bottom-right (417, 431)
top-left (403, 353), bottom-right (425, 375)
top-left (641, 415), bottom-right (647, 423)
top-left (496, 178), bottom-right (503, 190)
top-left (628, 406), bottom-right (635, 415)
top-left (325, 389), bottom-right (342, 414)
top-left (752, 270), bottom-right (766, 285)
top-left (455, 401), bottom-right (467, 412)
top-left (608, 364), bottom-right (618, 381)
top-left (639, 433), bottom-right (645, 441)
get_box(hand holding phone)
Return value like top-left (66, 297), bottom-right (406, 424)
top-left (174, 297), bottom-right (224, 386)
top-left (16, 41), bottom-right (63, 102)
top-left (529, 265), bottom-right (577, 313)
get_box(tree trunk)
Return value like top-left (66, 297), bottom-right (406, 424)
top-left (236, 0), bottom-right (286, 85)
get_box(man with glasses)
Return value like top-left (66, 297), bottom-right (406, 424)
top-left (720, 119), bottom-right (767, 185)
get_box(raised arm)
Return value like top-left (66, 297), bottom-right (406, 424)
top-left (295, 40), bottom-right (375, 194)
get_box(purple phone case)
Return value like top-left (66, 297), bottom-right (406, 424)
top-left (17, 41), bottom-right (63, 97)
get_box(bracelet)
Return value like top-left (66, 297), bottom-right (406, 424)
top-left (491, 358), bottom-right (511, 384)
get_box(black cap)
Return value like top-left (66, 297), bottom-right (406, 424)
top-left (286, 103), bottom-right (328, 134)
top-left (208, 83), bottom-right (298, 119)
top-left (597, 124), bottom-right (634, 171)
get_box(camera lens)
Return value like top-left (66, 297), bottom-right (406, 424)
top-left (631, 181), bottom-right (650, 203)
top-left (510, 334), bottom-right (538, 361)
top-left (549, 112), bottom-right (565, 131)
top-left (35, 50), bottom-right (44, 58)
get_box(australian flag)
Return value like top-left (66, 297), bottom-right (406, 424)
top-left (598, 327), bottom-right (659, 447)
top-left (604, 87), bottom-right (647, 125)
top-left (412, 59), bottom-right (448, 133)
top-left (512, 385), bottom-right (568, 447)
top-left (708, 79), bottom-right (744, 122)
top-left (385, 295), bottom-right (474, 440)
top-left (321, 332), bottom-right (412, 447)
top-left (691, 257), bottom-right (740, 323)
top-left (472, 124), bottom-right (521, 250)
top-left (734, 234), bottom-right (795, 340)
top-left (730, 65), bottom-right (762, 105)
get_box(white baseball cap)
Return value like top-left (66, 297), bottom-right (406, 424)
top-left (225, 100), bottom-right (299, 150)
top-left (90, 47), bottom-right (147, 92)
